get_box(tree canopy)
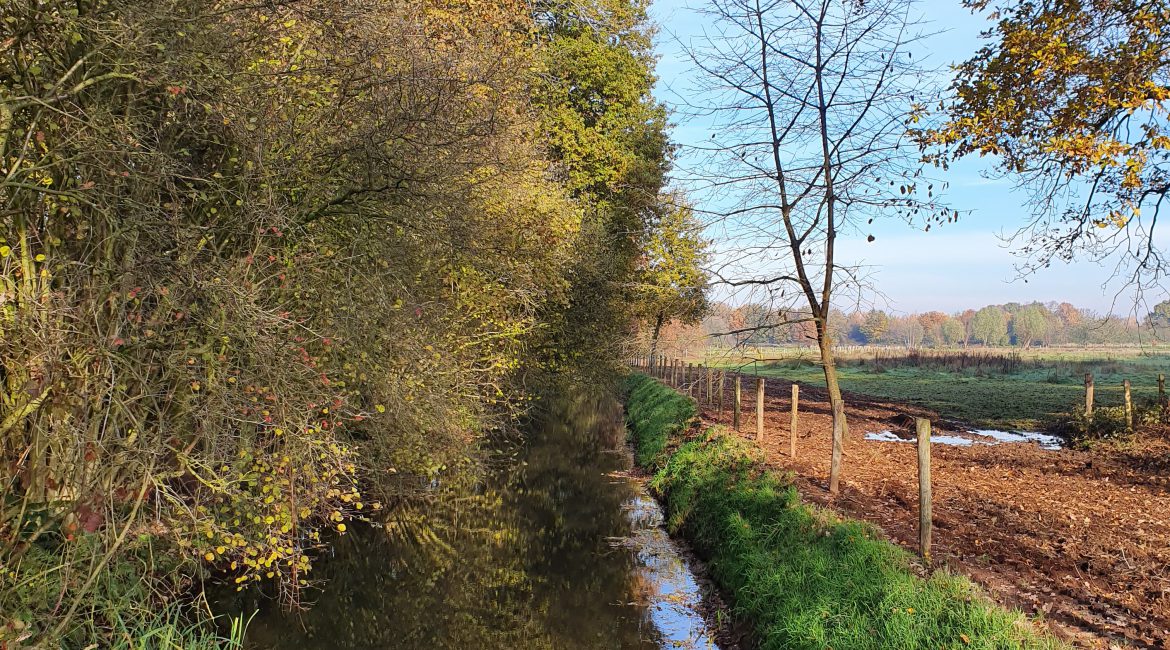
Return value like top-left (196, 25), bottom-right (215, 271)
top-left (921, 0), bottom-right (1170, 290)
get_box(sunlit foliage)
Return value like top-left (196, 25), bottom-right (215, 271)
top-left (921, 0), bottom-right (1170, 286)
top-left (0, 0), bottom-right (673, 645)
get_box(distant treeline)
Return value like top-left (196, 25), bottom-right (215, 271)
top-left (652, 300), bottom-right (1170, 351)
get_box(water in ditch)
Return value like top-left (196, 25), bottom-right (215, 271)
top-left (214, 387), bottom-right (721, 650)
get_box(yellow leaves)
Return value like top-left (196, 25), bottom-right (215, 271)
top-left (0, 246), bottom-right (10, 258)
top-left (1122, 153), bottom-right (1148, 190)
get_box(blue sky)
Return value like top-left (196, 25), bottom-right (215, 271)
top-left (647, 0), bottom-right (1166, 316)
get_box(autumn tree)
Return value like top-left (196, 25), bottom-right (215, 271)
top-left (533, 0), bottom-right (672, 370)
top-left (1148, 299), bottom-right (1170, 328)
top-left (1012, 304), bottom-right (1050, 347)
top-left (940, 317), bottom-right (966, 346)
top-left (682, 0), bottom-right (938, 493)
top-left (971, 306), bottom-right (1009, 346)
top-left (921, 0), bottom-right (1170, 292)
top-left (889, 314), bottom-right (925, 348)
top-left (918, 311), bottom-right (948, 347)
top-left (635, 196), bottom-right (711, 365)
top-left (957, 308), bottom-right (977, 345)
top-left (860, 310), bottom-right (891, 344)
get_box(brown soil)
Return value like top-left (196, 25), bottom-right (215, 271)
top-left (693, 372), bottom-right (1170, 649)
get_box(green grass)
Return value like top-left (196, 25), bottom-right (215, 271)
top-left (106, 605), bottom-right (248, 650)
top-left (0, 539), bottom-right (248, 650)
top-left (707, 355), bottom-right (1168, 430)
top-left (623, 373), bottom-right (1062, 650)
top-left (625, 373), bottom-right (697, 465)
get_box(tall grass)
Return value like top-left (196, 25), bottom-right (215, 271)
top-left (624, 373), bottom-right (1062, 650)
top-left (108, 606), bottom-right (249, 650)
top-left (0, 539), bottom-right (249, 649)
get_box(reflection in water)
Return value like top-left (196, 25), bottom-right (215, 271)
top-left (218, 387), bottom-right (719, 650)
top-left (620, 495), bottom-right (717, 649)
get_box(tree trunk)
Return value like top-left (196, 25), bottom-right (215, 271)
top-left (649, 312), bottom-right (665, 372)
top-left (818, 321), bottom-right (848, 495)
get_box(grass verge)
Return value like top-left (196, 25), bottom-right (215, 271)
top-left (623, 373), bottom-right (1062, 650)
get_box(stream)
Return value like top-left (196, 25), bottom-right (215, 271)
top-left (215, 388), bottom-right (721, 650)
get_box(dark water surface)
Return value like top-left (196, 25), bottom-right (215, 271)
top-left (218, 388), bottom-right (718, 650)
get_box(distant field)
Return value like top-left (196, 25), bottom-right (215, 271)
top-left (700, 346), bottom-right (1170, 430)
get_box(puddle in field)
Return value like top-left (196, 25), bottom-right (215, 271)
top-left (969, 429), bottom-right (1064, 450)
top-left (865, 430), bottom-right (975, 446)
top-left (864, 429), bottom-right (1064, 450)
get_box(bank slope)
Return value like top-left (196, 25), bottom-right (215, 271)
top-left (623, 373), bottom-right (1061, 650)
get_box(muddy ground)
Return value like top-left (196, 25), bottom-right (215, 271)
top-left (690, 371), bottom-right (1170, 649)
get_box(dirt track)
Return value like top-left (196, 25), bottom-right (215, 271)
top-left (694, 372), bottom-right (1170, 649)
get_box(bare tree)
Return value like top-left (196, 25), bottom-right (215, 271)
top-left (678, 0), bottom-right (944, 492)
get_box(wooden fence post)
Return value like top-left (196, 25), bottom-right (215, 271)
top-left (686, 363), bottom-right (693, 396)
top-left (916, 418), bottom-right (933, 565)
top-left (733, 376), bottom-right (742, 431)
top-left (718, 371), bottom-right (726, 415)
top-left (1084, 373), bottom-right (1094, 419)
top-left (1124, 379), bottom-right (1134, 432)
top-left (673, 359), bottom-right (680, 387)
top-left (756, 377), bottom-right (766, 442)
top-left (706, 367), bottom-right (714, 407)
top-left (1159, 373), bottom-right (1167, 412)
top-left (789, 384), bottom-right (799, 458)
top-left (697, 364), bottom-right (704, 402)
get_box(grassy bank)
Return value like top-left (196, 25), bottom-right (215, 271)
top-left (623, 373), bottom-right (1061, 650)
